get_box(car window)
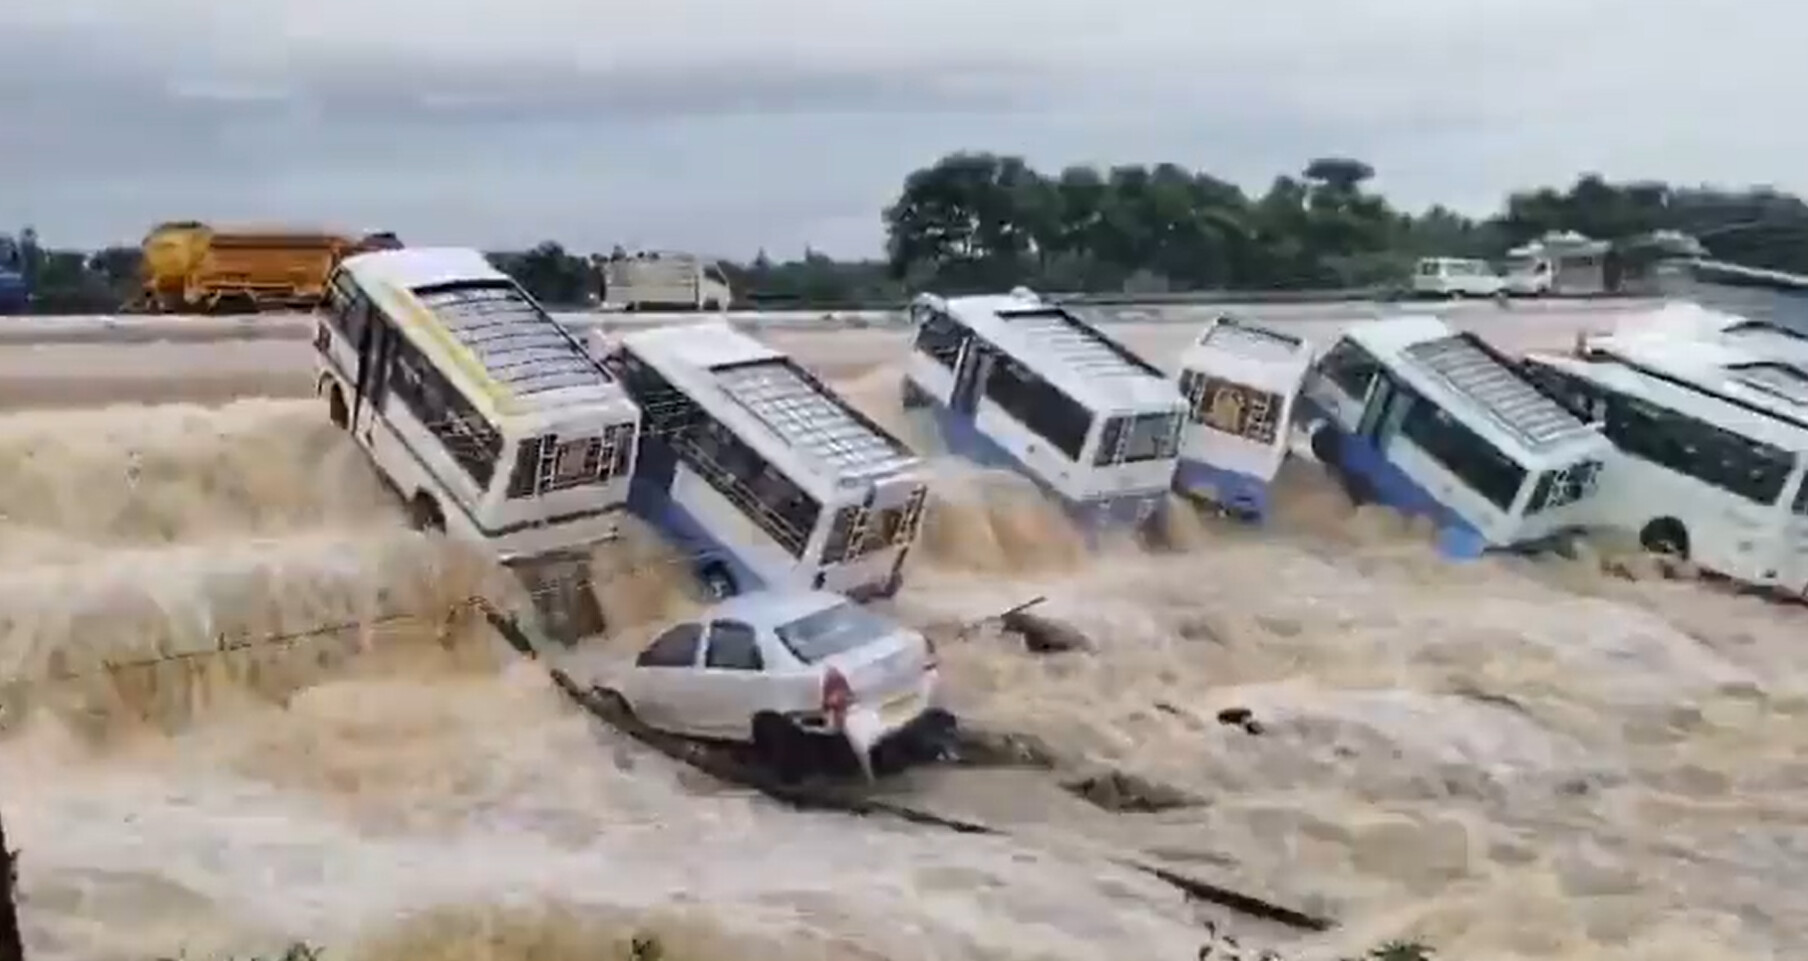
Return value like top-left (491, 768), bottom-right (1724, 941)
top-left (636, 622), bottom-right (703, 667)
top-left (773, 601), bottom-right (894, 663)
top-left (704, 620), bottom-right (764, 671)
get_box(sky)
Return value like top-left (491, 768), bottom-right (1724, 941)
top-left (2, 1), bottom-right (1803, 258)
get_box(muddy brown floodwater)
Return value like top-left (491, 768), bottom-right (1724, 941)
top-left (0, 308), bottom-right (1801, 961)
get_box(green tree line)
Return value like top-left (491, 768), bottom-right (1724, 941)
top-left (6, 155), bottom-right (1806, 313)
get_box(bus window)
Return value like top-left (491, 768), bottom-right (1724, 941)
top-left (1603, 392), bottom-right (1793, 505)
top-left (912, 309), bottom-right (966, 368)
top-left (983, 358), bottom-right (1092, 460)
top-left (1181, 372), bottom-right (1281, 444)
top-left (1794, 471), bottom-right (1808, 515)
top-left (1398, 401), bottom-right (1526, 510)
top-left (1095, 411), bottom-right (1180, 465)
top-left (1318, 339), bottom-right (1382, 400)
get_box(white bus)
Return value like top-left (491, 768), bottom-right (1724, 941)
top-left (1521, 333), bottom-right (1808, 594)
top-left (1297, 316), bottom-right (1615, 558)
top-left (1172, 314), bottom-right (1313, 520)
top-left (1614, 300), bottom-right (1808, 369)
top-left (900, 287), bottom-right (1186, 532)
top-left (600, 321), bottom-right (930, 601)
top-left (313, 247), bottom-right (642, 638)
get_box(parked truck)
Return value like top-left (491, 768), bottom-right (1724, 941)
top-left (594, 249), bottom-right (733, 311)
top-left (122, 222), bottom-right (401, 315)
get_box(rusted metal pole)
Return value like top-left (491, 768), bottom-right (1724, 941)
top-left (0, 806), bottom-right (22, 961)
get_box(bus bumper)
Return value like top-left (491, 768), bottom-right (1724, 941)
top-left (1174, 458), bottom-right (1271, 520)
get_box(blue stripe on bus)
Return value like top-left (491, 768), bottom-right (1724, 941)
top-left (625, 440), bottom-right (766, 592)
top-left (1311, 422), bottom-right (1488, 560)
top-left (1174, 457), bottom-right (1272, 520)
top-left (909, 380), bottom-right (1167, 542)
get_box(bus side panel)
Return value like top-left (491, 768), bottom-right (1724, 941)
top-left (623, 440), bottom-right (757, 588)
top-left (1313, 420), bottom-right (1489, 558)
top-left (1589, 454), bottom-right (1767, 583)
top-left (973, 398), bottom-right (1088, 500)
top-left (669, 465), bottom-right (803, 590)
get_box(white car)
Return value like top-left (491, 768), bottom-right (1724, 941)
top-left (1411, 257), bottom-right (1505, 299)
top-left (589, 590), bottom-right (954, 779)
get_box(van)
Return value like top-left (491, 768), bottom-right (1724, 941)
top-left (1411, 257), bottom-right (1504, 299)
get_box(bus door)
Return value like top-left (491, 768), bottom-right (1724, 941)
top-left (352, 311), bottom-right (399, 444)
top-left (951, 338), bottom-right (993, 416)
top-left (1357, 373), bottom-right (1411, 447)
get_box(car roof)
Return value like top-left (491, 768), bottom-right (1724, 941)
top-left (698, 589), bottom-right (850, 627)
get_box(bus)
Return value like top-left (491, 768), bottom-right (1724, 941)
top-left (1297, 316), bottom-right (1615, 558)
top-left (600, 321), bottom-right (930, 601)
top-left (1172, 314), bottom-right (1314, 519)
top-left (313, 246), bottom-right (642, 639)
top-left (1521, 333), bottom-right (1808, 594)
top-left (1613, 300), bottom-right (1808, 370)
top-left (900, 288), bottom-right (1186, 532)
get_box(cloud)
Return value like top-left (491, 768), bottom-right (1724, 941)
top-left (3, 0), bottom-right (1806, 256)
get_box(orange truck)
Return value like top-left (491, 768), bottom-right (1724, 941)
top-left (123, 222), bottom-right (402, 314)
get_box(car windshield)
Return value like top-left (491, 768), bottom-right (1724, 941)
top-left (773, 600), bottom-right (894, 663)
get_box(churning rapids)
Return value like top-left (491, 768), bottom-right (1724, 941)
top-left (0, 318), bottom-right (1803, 961)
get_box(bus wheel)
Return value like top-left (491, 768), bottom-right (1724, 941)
top-left (698, 562), bottom-right (738, 599)
top-left (327, 384), bottom-right (349, 429)
top-left (408, 493), bottom-right (445, 533)
top-left (1638, 518), bottom-right (1689, 560)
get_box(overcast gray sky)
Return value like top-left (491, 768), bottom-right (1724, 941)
top-left (2, 1), bottom-right (1801, 257)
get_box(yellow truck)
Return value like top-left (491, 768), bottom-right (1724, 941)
top-left (123, 222), bottom-right (401, 314)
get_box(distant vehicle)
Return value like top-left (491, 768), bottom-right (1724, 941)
top-left (601, 321), bottom-right (929, 601)
top-left (596, 250), bottom-right (732, 312)
top-left (1171, 314), bottom-right (1313, 519)
top-left (579, 589), bottom-right (954, 780)
top-left (902, 287), bottom-right (1186, 533)
top-left (1499, 253), bottom-right (1554, 297)
top-left (1411, 257), bottom-right (1505, 299)
top-left (1521, 332), bottom-right (1808, 593)
top-left (313, 246), bottom-right (641, 640)
top-left (0, 234), bottom-right (25, 314)
top-left (127, 221), bottom-right (402, 315)
top-left (1297, 315), bottom-right (1614, 557)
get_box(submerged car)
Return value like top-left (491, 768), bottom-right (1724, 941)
top-left (590, 590), bottom-right (955, 779)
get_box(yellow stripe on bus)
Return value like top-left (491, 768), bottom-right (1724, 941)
top-left (376, 280), bottom-right (519, 415)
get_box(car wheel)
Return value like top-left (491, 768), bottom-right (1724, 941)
top-left (752, 712), bottom-right (810, 784)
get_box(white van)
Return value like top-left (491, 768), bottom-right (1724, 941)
top-left (1412, 257), bottom-right (1505, 299)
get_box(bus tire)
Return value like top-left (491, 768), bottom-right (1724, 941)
top-left (698, 562), bottom-right (738, 599)
top-left (408, 492), bottom-right (445, 533)
top-left (327, 384), bottom-right (349, 429)
top-left (1638, 518), bottom-right (1689, 560)
top-left (752, 712), bottom-right (810, 783)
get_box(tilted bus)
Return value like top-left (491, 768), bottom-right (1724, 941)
top-left (600, 321), bottom-right (930, 601)
top-left (1172, 314), bottom-right (1313, 519)
top-left (901, 287), bottom-right (1186, 532)
top-left (312, 246), bottom-right (641, 638)
top-left (1521, 333), bottom-right (1808, 594)
top-left (1296, 316), bottom-right (1615, 558)
top-left (1612, 300), bottom-right (1808, 370)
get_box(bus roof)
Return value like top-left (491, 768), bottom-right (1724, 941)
top-left (1581, 332), bottom-right (1808, 430)
top-left (1528, 350), bottom-right (1808, 453)
top-left (926, 292), bottom-right (1180, 414)
top-left (341, 247), bottom-right (628, 418)
top-left (621, 322), bottom-right (920, 486)
top-left (1341, 315), bottom-right (1602, 458)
